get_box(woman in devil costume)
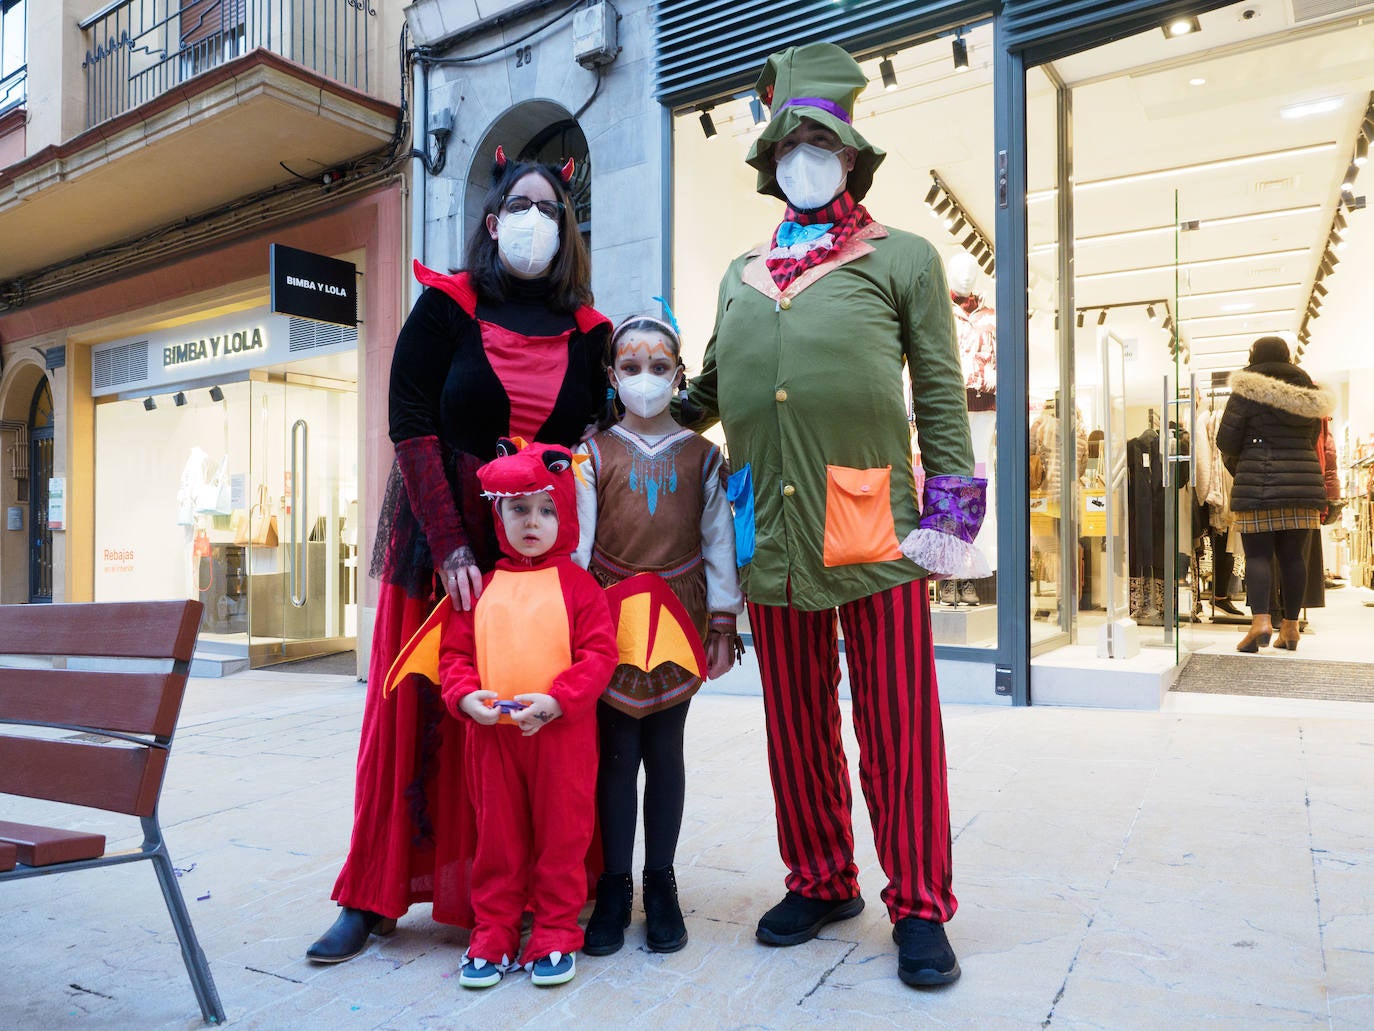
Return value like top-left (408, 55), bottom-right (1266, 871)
top-left (307, 150), bottom-right (612, 962)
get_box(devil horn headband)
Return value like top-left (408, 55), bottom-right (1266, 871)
top-left (559, 158), bottom-right (575, 184)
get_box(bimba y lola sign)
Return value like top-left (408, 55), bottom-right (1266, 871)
top-left (270, 244), bottom-right (358, 327)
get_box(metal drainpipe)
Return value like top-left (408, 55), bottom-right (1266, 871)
top-left (411, 54), bottom-right (429, 310)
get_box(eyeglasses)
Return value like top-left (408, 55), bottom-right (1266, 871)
top-left (503, 195), bottom-right (564, 220)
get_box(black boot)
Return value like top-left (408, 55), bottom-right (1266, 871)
top-left (305, 907), bottom-right (395, 963)
top-left (583, 872), bottom-right (633, 956)
top-left (642, 866), bottom-right (688, 953)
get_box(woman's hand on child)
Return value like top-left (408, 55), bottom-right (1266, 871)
top-left (459, 690), bottom-right (502, 725)
top-left (510, 694), bottom-right (564, 736)
top-left (706, 635), bottom-right (735, 680)
top-left (441, 547), bottom-right (483, 611)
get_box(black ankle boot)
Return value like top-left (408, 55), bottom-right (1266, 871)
top-left (642, 866), bottom-right (688, 953)
top-left (305, 907), bottom-right (395, 963)
top-left (583, 872), bottom-right (633, 956)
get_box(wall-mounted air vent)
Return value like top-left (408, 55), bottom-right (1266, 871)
top-left (288, 318), bottom-right (358, 354)
top-left (1289, 0), bottom-right (1374, 24)
top-left (92, 340), bottom-right (150, 390)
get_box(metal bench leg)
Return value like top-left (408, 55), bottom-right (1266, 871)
top-left (145, 819), bottom-right (226, 1025)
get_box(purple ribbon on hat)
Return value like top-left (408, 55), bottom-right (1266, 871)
top-left (779, 97), bottom-right (852, 124)
top-left (919, 475), bottom-right (987, 544)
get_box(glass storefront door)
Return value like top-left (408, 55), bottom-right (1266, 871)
top-left (246, 370), bottom-right (358, 666)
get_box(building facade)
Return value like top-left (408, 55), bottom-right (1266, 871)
top-left (0, 0), bottom-right (410, 674)
top-left (407, 0), bottom-right (1374, 706)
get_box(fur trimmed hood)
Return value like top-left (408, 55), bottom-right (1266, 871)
top-left (1229, 369), bottom-right (1334, 420)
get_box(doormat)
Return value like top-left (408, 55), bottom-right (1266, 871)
top-left (1172, 652), bottom-right (1374, 702)
top-left (263, 650), bottom-right (358, 676)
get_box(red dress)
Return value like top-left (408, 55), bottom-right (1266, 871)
top-left (330, 264), bottom-right (610, 923)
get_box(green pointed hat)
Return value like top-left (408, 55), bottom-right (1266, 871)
top-left (746, 42), bottom-right (886, 203)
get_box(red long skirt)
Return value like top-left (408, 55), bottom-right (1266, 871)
top-left (331, 582), bottom-right (477, 925)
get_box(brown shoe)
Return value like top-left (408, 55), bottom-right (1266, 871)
top-left (1274, 619), bottom-right (1300, 651)
top-left (1236, 615), bottom-right (1273, 653)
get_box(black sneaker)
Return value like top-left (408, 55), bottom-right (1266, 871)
top-left (893, 917), bottom-right (960, 986)
top-left (755, 891), bottom-right (864, 946)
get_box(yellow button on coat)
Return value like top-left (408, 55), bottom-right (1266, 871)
top-left (779, 297), bottom-right (792, 310)
top-left (775, 389), bottom-right (788, 402)
top-left (782, 484), bottom-right (796, 497)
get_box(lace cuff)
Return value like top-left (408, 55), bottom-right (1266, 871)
top-left (900, 474), bottom-right (991, 579)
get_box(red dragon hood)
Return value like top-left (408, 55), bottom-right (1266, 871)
top-left (477, 438), bottom-right (581, 565)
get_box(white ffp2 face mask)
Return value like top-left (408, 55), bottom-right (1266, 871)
top-left (497, 206), bottom-right (560, 277)
top-left (775, 143), bottom-right (847, 211)
top-left (617, 372), bottom-right (675, 419)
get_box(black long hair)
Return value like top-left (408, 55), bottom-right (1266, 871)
top-left (463, 158), bottom-right (592, 313)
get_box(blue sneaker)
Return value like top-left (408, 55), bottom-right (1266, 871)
top-left (529, 950), bottom-right (576, 987)
top-left (458, 950), bottom-right (507, 990)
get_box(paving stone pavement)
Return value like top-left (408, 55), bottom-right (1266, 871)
top-left (3, 666), bottom-right (1374, 1030)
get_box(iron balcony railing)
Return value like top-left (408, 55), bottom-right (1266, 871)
top-left (81, 0), bottom-right (377, 129)
top-left (0, 63), bottom-right (24, 115)
top-left (1, 0), bottom-right (26, 116)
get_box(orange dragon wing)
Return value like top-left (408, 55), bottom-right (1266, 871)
top-left (602, 573), bottom-right (706, 679)
top-left (382, 600), bottom-right (448, 696)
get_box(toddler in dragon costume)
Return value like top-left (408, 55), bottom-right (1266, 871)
top-left (437, 439), bottom-right (618, 989)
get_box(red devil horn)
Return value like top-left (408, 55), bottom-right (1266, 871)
top-left (559, 158), bottom-right (575, 184)
top-left (495, 145), bottom-right (507, 170)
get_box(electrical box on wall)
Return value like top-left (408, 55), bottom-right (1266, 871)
top-left (573, 1), bottom-right (619, 69)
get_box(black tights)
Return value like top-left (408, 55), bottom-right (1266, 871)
top-left (1241, 529), bottom-right (1308, 621)
top-left (596, 699), bottom-right (690, 874)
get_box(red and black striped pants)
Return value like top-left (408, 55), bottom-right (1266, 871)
top-left (747, 578), bottom-right (956, 923)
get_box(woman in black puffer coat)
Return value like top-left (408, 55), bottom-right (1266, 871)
top-left (1216, 336), bottom-right (1334, 653)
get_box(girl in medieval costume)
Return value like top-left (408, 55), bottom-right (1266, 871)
top-left (572, 312), bottom-right (743, 957)
top-left (307, 150), bottom-right (612, 963)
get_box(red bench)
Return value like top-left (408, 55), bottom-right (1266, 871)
top-left (0, 600), bottom-right (224, 1025)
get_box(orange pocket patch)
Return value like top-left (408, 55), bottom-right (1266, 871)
top-left (822, 465), bottom-right (902, 567)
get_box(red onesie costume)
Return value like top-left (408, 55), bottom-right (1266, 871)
top-left (330, 262), bottom-right (610, 930)
top-left (437, 442), bottom-right (618, 966)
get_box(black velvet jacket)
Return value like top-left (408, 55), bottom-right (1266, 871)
top-left (389, 270), bottom-right (610, 459)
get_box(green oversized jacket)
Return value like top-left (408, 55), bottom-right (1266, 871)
top-left (687, 221), bottom-right (975, 610)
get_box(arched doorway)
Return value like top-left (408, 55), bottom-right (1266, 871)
top-left (28, 378), bottom-right (53, 603)
top-left (465, 102), bottom-right (590, 254)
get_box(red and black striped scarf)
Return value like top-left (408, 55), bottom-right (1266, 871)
top-left (765, 191), bottom-right (873, 292)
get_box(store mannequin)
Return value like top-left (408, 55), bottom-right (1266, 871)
top-left (945, 252), bottom-right (997, 607)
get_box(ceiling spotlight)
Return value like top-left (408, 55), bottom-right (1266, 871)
top-left (1162, 15), bottom-right (1201, 38)
top-left (173, 391), bottom-right (187, 407)
top-left (1334, 209), bottom-right (1348, 232)
top-left (698, 108), bottom-right (716, 140)
top-left (933, 197), bottom-right (953, 217)
top-left (983, 257), bottom-right (996, 275)
top-left (1342, 165), bottom-right (1358, 192)
top-left (1076, 310), bottom-right (1086, 328)
top-left (1054, 314), bottom-right (1060, 330)
top-left (1326, 247), bottom-right (1341, 267)
top-left (951, 34), bottom-right (969, 71)
top-left (962, 230), bottom-right (980, 250)
top-left (949, 216), bottom-right (967, 235)
top-left (879, 56), bottom-right (898, 91)
top-left (1097, 309), bottom-right (1108, 325)
top-left (1146, 303), bottom-right (1157, 319)
top-left (209, 385), bottom-right (224, 402)
top-left (1313, 281), bottom-right (1328, 296)
top-left (924, 184), bottom-right (941, 207)
top-left (1162, 314), bottom-right (1174, 330)
top-left (143, 397), bottom-right (156, 412)
top-left (749, 98), bottom-right (766, 125)
top-left (1357, 135), bottom-right (1369, 167)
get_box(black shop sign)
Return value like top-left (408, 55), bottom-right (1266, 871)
top-left (270, 244), bottom-right (358, 327)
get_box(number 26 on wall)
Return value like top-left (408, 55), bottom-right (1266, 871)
top-left (515, 45), bottom-right (534, 68)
